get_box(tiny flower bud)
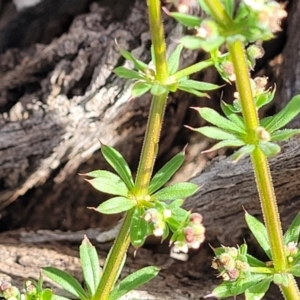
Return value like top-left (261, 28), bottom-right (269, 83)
top-left (219, 253), bottom-right (235, 270)
top-left (227, 268), bottom-right (240, 281)
top-left (256, 126), bottom-right (271, 142)
top-left (3, 286), bottom-right (19, 299)
top-left (163, 209), bottom-right (172, 219)
top-left (221, 61), bottom-right (236, 81)
top-left (254, 76), bottom-right (268, 92)
top-left (247, 44), bottom-right (265, 60)
top-left (173, 241), bottom-right (189, 253)
top-left (192, 224), bottom-right (205, 236)
top-left (190, 213), bottom-right (203, 224)
top-left (224, 246), bottom-right (238, 259)
top-left (1, 282), bottom-right (11, 292)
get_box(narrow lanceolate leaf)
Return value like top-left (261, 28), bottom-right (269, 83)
top-left (148, 151), bottom-right (185, 194)
top-left (178, 86), bottom-right (208, 97)
top-left (180, 35), bottom-right (225, 52)
top-left (195, 107), bottom-right (246, 134)
top-left (284, 211), bottom-right (300, 244)
top-left (231, 144), bottom-right (255, 162)
top-left (117, 45), bottom-right (148, 72)
top-left (167, 44), bottom-right (183, 75)
top-left (201, 139), bottom-right (245, 153)
top-left (151, 182), bottom-right (198, 201)
top-left (221, 101), bottom-right (245, 129)
top-left (130, 207), bottom-right (148, 248)
top-left (79, 236), bottom-right (100, 295)
top-left (43, 267), bottom-right (88, 300)
top-left (245, 277), bottom-right (272, 300)
top-left (96, 197), bottom-right (135, 214)
top-left (262, 95), bottom-right (300, 133)
top-left (101, 144), bottom-right (134, 190)
top-left (258, 142), bottom-right (281, 158)
top-left (86, 171), bottom-right (128, 197)
top-left (169, 12), bottom-right (201, 27)
top-left (289, 265), bottom-right (300, 277)
top-left (178, 79), bottom-right (219, 91)
top-left (245, 212), bottom-right (272, 259)
top-left (131, 81), bottom-right (152, 98)
top-left (189, 126), bottom-right (238, 140)
top-left (271, 129), bottom-right (300, 142)
top-left (108, 266), bottom-right (160, 300)
top-left (114, 67), bottom-right (144, 80)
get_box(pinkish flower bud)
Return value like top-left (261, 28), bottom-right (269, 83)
top-left (247, 44), bottom-right (265, 60)
top-left (256, 126), bottom-right (271, 142)
top-left (173, 241), bottom-right (189, 253)
top-left (190, 213), bottom-right (203, 225)
top-left (219, 253), bottom-right (235, 270)
top-left (221, 61), bottom-right (236, 81)
top-left (227, 268), bottom-right (240, 281)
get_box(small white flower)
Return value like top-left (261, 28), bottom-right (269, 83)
top-left (173, 241), bottom-right (189, 253)
top-left (244, 0), bottom-right (265, 11)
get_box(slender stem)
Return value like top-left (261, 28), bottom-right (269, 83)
top-left (94, 1), bottom-right (169, 299)
top-left (203, 0), bottom-right (231, 26)
top-left (94, 209), bottom-right (133, 300)
top-left (134, 91), bottom-right (168, 196)
top-left (147, 0), bottom-right (168, 83)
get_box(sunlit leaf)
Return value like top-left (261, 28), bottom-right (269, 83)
top-left (151, 84), bottom-right (168, 96)
top-left (152, 182), bottom-right (198, 201)
top-left (231, 144), bottom-right (255, 162)
top-left (86, 171), bottom-right (128, 197)
top-left (169, 12), bottom-right (202, 27)
top-left (189, 125), bottom-right (238, 140)
top-left (202, 139), bottom-right (245, 153)
top-left (79, 236), bottom-right (101, 295)
top-left (222, 0), bottom-right (235, 18)
top-left (96, 196), bottom-right (135, 214)
top-left (178, 79), bottom-right (220, 91)
top-left (258, 141), bottom-right (281, 157)
top-left (261, 95), bottom-right (300, 133)
top-left (245, 277), bottom-right (272, 300)
top-left (245, 212), bottom-right (272, 259)
top-left (130, 207), bottom-right (149, 248)
top-left (180, 35), bottom-right (225, 52)
top-left (195, 107), bottom-right (246, 134)
top-left (114, 67), bottom-right (144, 80)
top-left (289, 265), bottom-right (300, 277)
top-left (178, 86), bottom-right (208, 97)
top-left (271, 129), bottom-right (300, 142)
top-left (108, 266), bottom-right (160, 300)
top-left (220, 101), bottom-right (245, 129)
top-left (284, 212), bottom-right (300, 244)
top-left (131, 81), bottom-right (152, 98)
top-left (43, 267), bottom-right (87, 300)
top-left (167, 44), bottom-right (184, 75)
top-left (149, 150), bottom-right (185, 194)
top-left (101, 144), bottom-right (134, 190)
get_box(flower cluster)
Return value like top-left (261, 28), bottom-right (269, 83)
top-left (144, 208), bottom-right (171, 237)
top-left (173, 212), bottom-right (205, 253)
top-left (212, 246), bottom-right (250, 281)
top-left (0, 281), bottom-right (20, 300)
top-left (244, 0), bottom-right (287, 33)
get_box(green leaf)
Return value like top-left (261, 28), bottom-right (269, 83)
top-left (258, 141), bottom-right (281, 157)
top-left (151, 182), bottom-right (198, 201)
top-left (178, 86), bottom-right (208, 97)
top-left (41, 289), bottom-right (53, 300)
top-left (151, 84), bottom-right (167, 96)
top-left (271, 129), bottom-right (300, 142)
top-left (101, 144), bottom-right (134, 190)
top-left (245, 277), bottom-right (272, 300)
top-left (273, 273), bottom-right (289, 286)
top-left (284, 212), bottom-right (300, 244)
top-left (196, 107), bottom-right (246, 134)
top-left (130, 207), bottom-right (149, 248)
top-left (197, 0), bottom-right (213, 16)
top-left (222, 0), bottom-right (235, 18)
top-left (79, 236), bottom-right (101, 295)
top-left (108, 266), bottom-right (160, 300)
top-left (167, 44), bottom-right (183, 75)
top-left (117, 45), bottom-right (148, 72)
top-left (43, 267), bottom-right (87, 300)
top-left (190, 126), bottom-right (238, 140)
top-left (289, 265), bottom-right (300, 277)
top-left (220, 100), bottom-right (245, 129)
top-left (246, 254), bottom-right (266, 267)
top-left (114, 67), bottom-right (144, 80)
top-left (202, 139), bottom-right (245, 153)
top-left (97, 196), bottom-right (135, 214)
top-left (231, 144), bottom-right (255, 162)
top-left (169, 12), bottom-right (201, 27)
top-left (52, 295), bottom-right (72, 300)
top-left (178, 79), bottom-right (219, 91)
top-left (245, 212), bottom-right (272, 259)
top-left (131, 81), bottom-right (152, 98)
top-left (86, 171), bottom-right (129, 197)
top-left (255, 88), bottom-right (275, 109)
top-left (148, 150), bottom-right (185, 195)
top-left (262, 95), bottom-right (300, 133)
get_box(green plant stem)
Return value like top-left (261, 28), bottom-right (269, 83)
top-left (228, 38), bottom-right (300, 300)
top-left (94, 1), bottom-right (169, 299)
top-left (202, 0), bottom-right (231, 26)
top-left (93, 209), bottom-right (133, 300)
